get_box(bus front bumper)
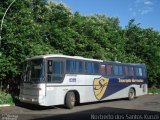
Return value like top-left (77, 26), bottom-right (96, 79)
top-left (19, 95), bottom-right (45, 105)
top-left (19, 96), bottom-right (38, 103)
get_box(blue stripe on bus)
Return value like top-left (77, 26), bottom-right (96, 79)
top-left (101, 76), bottom-right (147, 100)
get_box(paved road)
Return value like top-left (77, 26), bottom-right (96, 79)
top-left (0, 94), bottom-right (160, 120)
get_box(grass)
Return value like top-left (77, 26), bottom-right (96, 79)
top-left (148, 88), bottom-right (160, 94)
top-left (0, 91), bottom-right (14, 105)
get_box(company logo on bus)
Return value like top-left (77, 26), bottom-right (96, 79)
top-left (93, 77), bottom-right (109, 100)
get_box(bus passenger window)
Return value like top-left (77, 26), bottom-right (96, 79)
top-left (75, 61), bottom-right (83, 73)
top-left (85, 62), bottom-right (93, 74)
top-left (119, 66), bottom-right (123, 75)
top-left (139, 68), bottom-right (143, 76)
top-left (125, 66), bottom-right (129, 76)
top-left (100, 65), bottom-right (105, 75)
top-left (128, 67), bottom-right (135, 76)
top-left (135, 68), bottom-right (143, 76)
top-left (93, 63), bottom-right (100, 74)
top-left (114, 66), bottom-right (119, 75)
top-left (106, 64), bottom-right (112, 75)
top-left (113, 65), bottom-right (124, 76)
top-left (66, 60), bottom-right (74, 73)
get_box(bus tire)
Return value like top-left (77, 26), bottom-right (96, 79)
top-left (128, 88), bottom-right (135, 100)
top-left (65, 92), bottom-right (76, 109)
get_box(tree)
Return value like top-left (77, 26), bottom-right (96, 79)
top-left (0, 1), bottom-right (160, 92)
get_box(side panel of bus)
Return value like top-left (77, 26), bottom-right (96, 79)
top-left (42, 59), bottom-right (147, 106)
top-left (43, 75), bottom-right (147, 106)
top-left (43, 75), bottom-right (101, 106)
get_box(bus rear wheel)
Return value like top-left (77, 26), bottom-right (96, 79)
top-left (128, 88), bottom-right (135, 100)
top-left (65, 92), bottom-right (76, 109)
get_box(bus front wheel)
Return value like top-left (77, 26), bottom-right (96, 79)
top-left (65, 92), bottom-right (76, 109)
top-left (128, 88), bottom-right (135, 100)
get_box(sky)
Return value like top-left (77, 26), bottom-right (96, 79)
top-left (53, 0), bottom-right (160, 31)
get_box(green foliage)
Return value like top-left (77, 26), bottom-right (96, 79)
top-left (0, 0), bottom-right (160, 89)
top-left (125, 19), bottom-right (160, 87)
top-left (0, 91), bottom-right (13, 105)
top-left (148, 88), bottom-right (160, 94)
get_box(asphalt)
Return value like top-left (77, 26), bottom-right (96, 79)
top-left (0, 94), bottom-right (160, 120)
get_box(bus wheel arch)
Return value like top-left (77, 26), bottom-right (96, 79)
top-left (128, 87), bottom-right (136, 100)
top-left (64, 90), bottom-right (80, 109)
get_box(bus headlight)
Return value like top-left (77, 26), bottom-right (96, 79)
top-left (32, 98), bottom-right (38, 102)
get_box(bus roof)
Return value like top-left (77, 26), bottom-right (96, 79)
top-left (103, 61), bottom-right (146, 67)
top-left (26, 54), bottom-right (103, 62)
top-left (26, 54), bottom-right (146, 66)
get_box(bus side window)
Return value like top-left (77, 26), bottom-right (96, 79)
top-left (85, 62), bottom-right (93, 74)
top-left (75, 61), bottom-right (83, 73)
top-left (128, 67), bottom-right (134, 76)
top-left (100, 65), bottom-right (105, 75)
top-left (135, 67), bottom-right (143, 76)
top-left (106, 64), bottom-right (112, 75)
top-left (119, 66), bottom-right (123, 75)
top-left (125, 66), bottom-right (129, 76)
top-left (139, 68), bottom-right (143, 76)
top-left (113, 65), bottom-right (124, 76)
top-left (113, 65), bottom-right (118, 75)
top-left (66, 60), bottom-right (75, 73)
top-left (93, 63), bottom-right (100, 74)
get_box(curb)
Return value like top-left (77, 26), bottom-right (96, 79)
top-left (0, 104), bottom-right (11, 107)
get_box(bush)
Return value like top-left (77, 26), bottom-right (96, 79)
top-left (148, 87), bottom-right (160, 94)
top-left (0, 91), bottom-right (14, 105)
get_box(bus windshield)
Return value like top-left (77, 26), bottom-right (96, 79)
top-left (23, 59), bottom-right (44, 82)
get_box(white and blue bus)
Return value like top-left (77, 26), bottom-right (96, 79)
top-left (19, 54), bottom-right (148, 109)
